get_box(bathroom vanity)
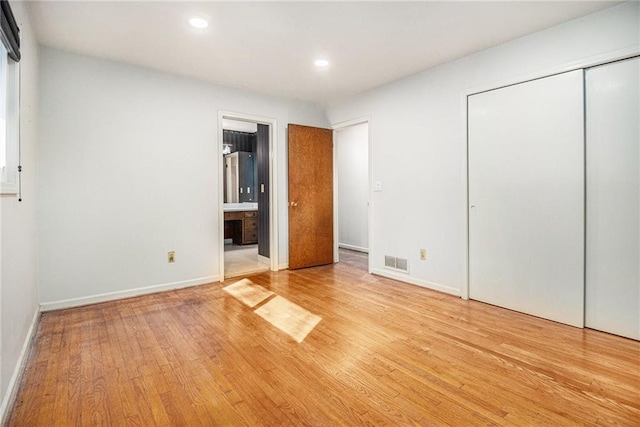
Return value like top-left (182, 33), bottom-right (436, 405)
top-left (224, 203), bottom-right (258, 245)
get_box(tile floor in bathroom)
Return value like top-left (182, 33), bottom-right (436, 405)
top-left (224, 243), bottom-right (269, 278)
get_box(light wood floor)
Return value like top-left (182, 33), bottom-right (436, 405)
top-left (8, 250), bottom-right (640, 426)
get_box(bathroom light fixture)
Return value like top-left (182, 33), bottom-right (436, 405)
top-left (189, 17), bottom-right (208, 29)
top-left (314, 59), bottom-right (329, 67)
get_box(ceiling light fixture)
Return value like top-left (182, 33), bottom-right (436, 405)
top-left (189, 17), bottom-right (209, 29)
top-left (314, 59), bottom-right (329, 67)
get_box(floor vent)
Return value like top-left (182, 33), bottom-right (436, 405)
top-left (384, 255), bottom-right (396, 269)
top-left (384, 255), bottom-right (409, 273)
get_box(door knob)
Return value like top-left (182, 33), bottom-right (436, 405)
top-left (290, 201), bottom-right (298, 207)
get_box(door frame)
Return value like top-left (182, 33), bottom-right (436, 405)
top-left (332, 117), bottom-right (372, 273)
top-left (461, 46), bottom-right (639, 300)
top-left (218, 111), bottom-right (279, 280)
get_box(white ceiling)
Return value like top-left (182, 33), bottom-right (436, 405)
top-left (28, 1), bottom-right (620, 106)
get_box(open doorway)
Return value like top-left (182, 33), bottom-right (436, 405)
top-left (219, 112), bottom-right (278, 279)
top-left (334, 120), bottom-right (371, 272)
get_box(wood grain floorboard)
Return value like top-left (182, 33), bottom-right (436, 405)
top-left (7, 249), bottom-right (640, 426)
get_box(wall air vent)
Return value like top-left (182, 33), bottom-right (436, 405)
top-left (384, 255), bottom-right (409, 273)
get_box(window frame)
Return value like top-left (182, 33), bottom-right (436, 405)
top-left (0, 40), bottom-right (19, 195)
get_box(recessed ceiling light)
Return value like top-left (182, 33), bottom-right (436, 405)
top-left (314, 59), bottom-right (329, 67)
top-left (189, 17), bottom-right (208, 29)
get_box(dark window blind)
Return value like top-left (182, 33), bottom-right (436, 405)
top-left (0, 0), bottom-right (19, 61)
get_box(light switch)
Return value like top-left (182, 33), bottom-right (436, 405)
top-left (374, 180), bottom-right (383, 192)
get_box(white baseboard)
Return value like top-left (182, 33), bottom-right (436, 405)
top-left (40, 275), bottom-right (219, 311)
top-left (0, 308), bottom-right (40, 425)
top-left (278, 262), bottom-right (289, 270)
top-left (371, 268), bottom-right (461, 297)
top-left (338, 243), bottom-right (369, 253)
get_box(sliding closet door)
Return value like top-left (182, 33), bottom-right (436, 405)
top-left (468, 70), bottom-right (584, 327)
top-left (585, 57), bottom-right (640, 340)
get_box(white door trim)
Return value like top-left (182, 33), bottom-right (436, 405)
top-left (218, 111), bottom-right (278, 280)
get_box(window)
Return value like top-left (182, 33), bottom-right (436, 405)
top-left (0, 41), bottom-right (19, 194)
top-left (0, 44), bottom-right (6, 174)
top-left (0, 0), bottom-right (20, 195)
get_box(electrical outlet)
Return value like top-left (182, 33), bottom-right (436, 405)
top-left (420, 248), bottom-right (427, 260)
top-left (168, 251), bottom-right (175, 263)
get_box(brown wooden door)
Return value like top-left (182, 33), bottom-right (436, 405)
top-left (288, 124), bottom-right (334, 269)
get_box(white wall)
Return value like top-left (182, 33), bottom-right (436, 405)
top-left (0, 1), bottom-right (40, 420)
top-left (336, 123), bottom-right (368, 252)
top-left (33, 2), bottom-right (640, 306)
top-left (326, 2), bottom-right (640, 295)
top-left (38, 48), bottom-right (328, 306)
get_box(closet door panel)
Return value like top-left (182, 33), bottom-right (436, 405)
top-left (468, 70), bottom-right (584, 327)
top-left (585, 57), bottom-right (640, 340)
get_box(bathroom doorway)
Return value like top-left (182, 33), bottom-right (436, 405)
top-left (218, 112), bottom-right (278, 279)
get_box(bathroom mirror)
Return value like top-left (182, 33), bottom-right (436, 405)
top-left (224, 151), bottom-right (256, 203)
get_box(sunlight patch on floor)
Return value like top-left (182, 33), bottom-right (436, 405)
top-left (223, 278), bottom-right (274, 308)
top-left (223, 278), bottom-right (322, 343)
top-left (255, 296), bottom-right (322, 343)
